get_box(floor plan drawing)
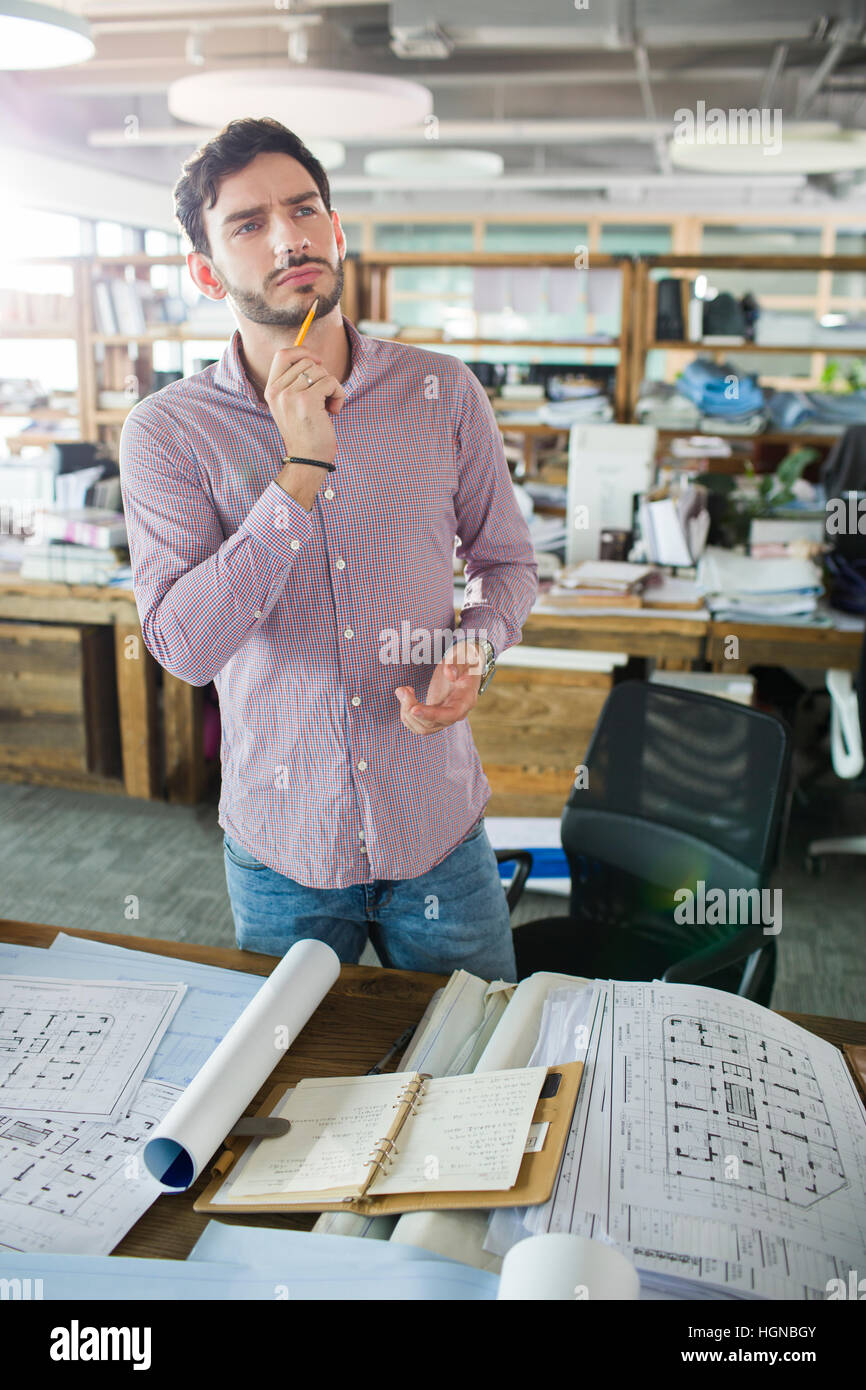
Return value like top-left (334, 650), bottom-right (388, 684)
top-left (662, 1014), bottom-right (847, 1206)
top-left (606, 982), bottom-right (866, 1295)
top-left (0, 1077), bottom-right (182, 1254)
top-left (0, 977), bottom-right (186, 1120)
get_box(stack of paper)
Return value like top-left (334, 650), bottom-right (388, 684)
top-left (545, 560), bottom-right (654, 607)
top-left (639, 486), bottom-right (710, 567)
top-left (0, 963), bottom-right (186, 1255)
top-left (697, 545), bottom-right (824, 620)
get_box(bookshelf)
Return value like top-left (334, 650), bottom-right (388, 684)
top-left (5, 248), bottom-right (866, 457)
top-left (630, 253), bottom-right (866, 462)
top-left (355, 251), bottom-right (632, 422)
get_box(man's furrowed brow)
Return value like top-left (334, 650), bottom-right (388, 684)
top-left (221, 191), bottom-right (323, 227)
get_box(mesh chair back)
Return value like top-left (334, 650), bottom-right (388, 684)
top-left (567, 680), bottom-right (791, 878)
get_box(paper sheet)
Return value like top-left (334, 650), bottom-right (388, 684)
top-left (374, 1068), bottom-right (548, 1194)
top-left (0, 937), bottom-right (269, 1088)
top-left (143, 939), bottom-right (340, 1190)
top-left (389, 971), bottom-right (589, 1264)
top-left (0, 975), bottom-right (185, 1121)
top-left (604, 981), bottom-right (866, 1299)
top-left (0, 1248), bottom-right (497, 1301)
top-left (0, 1078), bottom-right (182, 1254)
top-left (188, 1221), bottom-right (457, 1267)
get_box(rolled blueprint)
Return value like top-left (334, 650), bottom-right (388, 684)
top-left (143, 939), bottom-right (340, 1190)
top-left (497, 1233), bottom-right (640, 1300)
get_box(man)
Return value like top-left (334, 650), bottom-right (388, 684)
top-left (120, 117), bottom-right (538, 978)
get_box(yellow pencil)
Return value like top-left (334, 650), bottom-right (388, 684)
top-left (293, 297), bottom-right (319, 347)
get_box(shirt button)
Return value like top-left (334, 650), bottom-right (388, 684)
top-left (344, 628), bottom-right (354, 640)
top-left (290, 539), bottom-right (300, 550)
top-left (254, 610), bottom-right (263, 620)
top-left (358, 830), bottom-right (365, 840)
top-left (351, 696), bottom-right (361, 706)
top-left (336, 558), bottom-right (345, 569)
top-left (357, 760), bottom-right (367, 771)
top-left (324, 488), bottom-right (335, 499)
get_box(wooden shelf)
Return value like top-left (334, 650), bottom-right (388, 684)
top-left (395, 337), bottom-right (618, 349)
top-left (0, 324), bottom-right (76, 339)
top-left (651, 340), bottom-right (866, 355)
top-left (361, 252), bottom-right (622, 268)
top-left (0, 407), bottom-right (78, 421)
top-left (630, 253), bottom-right (866, 423)
top-left (655, 427), bottom-right (841, 447)
top-left (91, 329), bottom-right (231, 344)
top-left (642, 254), bottom-right (866, 272)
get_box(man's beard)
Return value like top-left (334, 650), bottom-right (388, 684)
top-left (214, 256), bottom-right (344, 328)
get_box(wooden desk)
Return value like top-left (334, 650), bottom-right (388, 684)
top-left (522, 607), bottom-right (708, 665)
top-left (0, 919), bottom-right (447, 1261)
top-left (707, 616), bottom-right (864, 673)
top-left (522, 604), bottom-right (864, 672)
top-left (0, 576), bottom-right (207, 803)
top-left (2, 918), bottom-right (863, 1265)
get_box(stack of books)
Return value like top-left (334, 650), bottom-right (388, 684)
top-left (20, 507), bottom-right (130, 585)
top-left (541, 561), bottom-right (655, 608)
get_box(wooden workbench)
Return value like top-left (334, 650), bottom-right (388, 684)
top-left (1, 918), bottom-right (863, 1264)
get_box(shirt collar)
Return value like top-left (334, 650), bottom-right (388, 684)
top-left (213, 313), bottom-right (371, 402)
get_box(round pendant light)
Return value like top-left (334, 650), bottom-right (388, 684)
top-left (669, 118), bottom-right (866, 175)
top-left (168, 69), bottom-right (432, 139)
top-left (363, 148), bottom-right (505, 180)
top-left (0, 0), bottom-right (94, 69)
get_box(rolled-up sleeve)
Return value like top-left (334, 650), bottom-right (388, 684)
top-left (119, 406), bottom-right (313, 685)
top-left (452, 366), bottom-right (538, 655)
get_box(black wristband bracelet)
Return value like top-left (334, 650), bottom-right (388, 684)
top-left (284, 455), bottom-right (337, 473)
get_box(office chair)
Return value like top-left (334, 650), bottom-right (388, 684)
top-left (496, 680), bottom-right (792, 1005)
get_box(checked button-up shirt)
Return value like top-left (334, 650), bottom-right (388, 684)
top-left (120, 315), bottom-right (538, 887)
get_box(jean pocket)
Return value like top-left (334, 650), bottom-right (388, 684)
top-left (223, 833), bottom-right (267, 870)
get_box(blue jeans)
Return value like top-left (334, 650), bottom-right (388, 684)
top-left (223, 819), bottom-right (516, 981)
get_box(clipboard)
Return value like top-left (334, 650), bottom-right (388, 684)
top-left (193, 1061), bottom-right (583, 1217)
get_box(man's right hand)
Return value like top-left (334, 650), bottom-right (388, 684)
top-left (266, 347), bottom-right (346, 510)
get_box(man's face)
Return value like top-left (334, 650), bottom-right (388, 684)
top-left (197, 151), bottom-right (344, 328)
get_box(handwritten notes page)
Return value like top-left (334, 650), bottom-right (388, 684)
top-left (217, 1074), bottom-right (406, 1204)
top-left (215, 1067), bottom-right (548, 1206)
top-left (374, 1068), bottom-right (548, 1195)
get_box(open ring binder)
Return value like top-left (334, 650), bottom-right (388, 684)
top-left (196, 1063), bottom-right (584, 1217)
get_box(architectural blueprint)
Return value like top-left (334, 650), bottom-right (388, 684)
top-left (484, 979), bottom-right (866, 1299)
top-left (606, 982), bottom-right (866, 1298)
top-left (0, 976), bottom-right (186, 1120)
top-left (0, 1077), bottom-right (182, 1253)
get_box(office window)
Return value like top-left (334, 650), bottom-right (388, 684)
top-left (600, 224), bottom-right (672, 255)
top-left (482, 223), bottom-right (589, 253)
top-left (699, 225), bottom-right (822, 295)
top-left (831, 230), bottom-right (866, 300)
top-left (372, 222), bottom-right (474, 252)
top-left (336, 221), bottom-right (362, 254)
top-left (0, 208), bottom-right (79, 295)
top-left (95, 221), bottom-right (128, 256)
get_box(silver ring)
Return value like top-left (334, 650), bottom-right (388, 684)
top-left (300, 370), bottom-right (313, 386)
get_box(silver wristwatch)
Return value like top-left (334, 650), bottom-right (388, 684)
top-left (478, 639), bottom-right (497, 695)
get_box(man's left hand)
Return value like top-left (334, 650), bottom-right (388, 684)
top-left (395, 641), bottom-right (485, 735)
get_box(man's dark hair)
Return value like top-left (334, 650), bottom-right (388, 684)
top-left (174, 117), bottom-right (332, 256)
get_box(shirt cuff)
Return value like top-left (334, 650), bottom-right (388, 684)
top-left (451, 611), bottom-right (508, 658)
top-left (239, 479), bottom-right (315, 562)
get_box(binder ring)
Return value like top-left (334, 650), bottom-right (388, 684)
top-left (393, 1077), bottom-right (427, 1107)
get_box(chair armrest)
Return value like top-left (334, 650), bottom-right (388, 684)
top-left (661, 924), bottom-right (769, 986)
top-left (494, 849), bottom-right (533, 913)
